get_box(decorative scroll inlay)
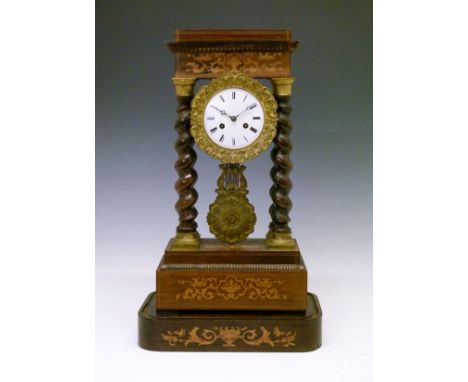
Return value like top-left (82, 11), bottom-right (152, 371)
top-left (162, 326), bottom-right (296, 348)
top-left (175, 275), bottom-right (287, 301)
top-left (184, 52), bottom-right (284, 75)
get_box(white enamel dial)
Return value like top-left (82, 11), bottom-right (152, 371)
top-left (203, 87), bottom-right (265, 150)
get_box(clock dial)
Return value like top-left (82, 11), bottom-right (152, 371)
top-left (203, 88), bottom-right (265, 150)
top-left (190, 73), bottom-right (277, 163)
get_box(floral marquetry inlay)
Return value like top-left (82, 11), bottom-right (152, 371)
top-left (161, 326), bottom-right (296, 348)
top-left (176, 275), bottom-right (287, 301)
top-left (183, 52), bottom-right (284, 76)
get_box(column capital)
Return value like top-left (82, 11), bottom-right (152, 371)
top-left (271, 77), bottom-right (295, 97)
top-left (172, 77), bottom-right (196, 97)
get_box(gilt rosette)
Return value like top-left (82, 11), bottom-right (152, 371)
top-left (207, 192), bottom-right (256, 244)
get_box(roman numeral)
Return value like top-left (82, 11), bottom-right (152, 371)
top-left (219, 95), bottom-right (225, 102)
top-left (232, 138), bottom-right (235, 146)
top-left (219, 134), bottom-right (225, 142)
top-left (210, 127), bottom-right (218, 133)
top-left (253, 116), bottom-right (261, 120)
top-left (207, 117), bottom-right (215, 120)
top-left (250, 127), bottom-right (258, 133)
top-left (232, 91), bottom-right (236, 99)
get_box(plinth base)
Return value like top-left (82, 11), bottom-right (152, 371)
top-left (138, 292), bottom-right (322, 352)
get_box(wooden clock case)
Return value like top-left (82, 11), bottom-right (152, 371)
top-left (138, 30), bottom-right (322, 352)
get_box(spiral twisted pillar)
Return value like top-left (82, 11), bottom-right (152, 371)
top-left (266, 78), bottom-right (296, 249)
top-left (172, 78), bottom-right (200, 248)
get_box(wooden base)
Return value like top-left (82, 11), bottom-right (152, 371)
top-left (157, 238), bottom-right (307, 311)
top-left (164, 238), bottom-right (300, 264)
top-left (156, 256), bottom-right (307, 311)
top-left (138, 292), bottom-right (322, 352)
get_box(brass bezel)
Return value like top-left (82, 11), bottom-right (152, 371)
top-left (191, 73), bottom-right (277, 163)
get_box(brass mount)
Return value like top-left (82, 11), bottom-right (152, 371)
top-left (207, 164), bottom-right (256, 244)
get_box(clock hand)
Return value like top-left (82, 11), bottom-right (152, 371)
top-left (235, 103), bottom-right (257, 119)
top-left (210, 105), bottom-right (238, 121)
top-left (210, 105), bottom-right (228, 117)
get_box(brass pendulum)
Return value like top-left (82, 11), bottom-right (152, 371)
top-left (207, 164), bottom-right (256, 244)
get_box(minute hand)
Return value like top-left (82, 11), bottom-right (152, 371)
top-left (235, 103), bottom-right (257, 118)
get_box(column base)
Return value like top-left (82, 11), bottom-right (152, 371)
top-left (171, 232), bottom-right (200, 250)
top-left (265, 231), bottom-right (296, 250)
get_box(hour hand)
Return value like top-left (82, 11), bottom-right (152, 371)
top-left (210, 105), bottom-right (227, 116)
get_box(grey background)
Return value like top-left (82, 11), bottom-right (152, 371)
top-left (96, 1), bottom-right (372, 381)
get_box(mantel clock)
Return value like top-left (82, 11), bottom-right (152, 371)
top-left (138, 30), bottom-right (322, 352)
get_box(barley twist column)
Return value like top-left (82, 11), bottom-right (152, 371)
top-left (266, 78), bottom-right (296, 249)
top-left (172, 78), bottom-right (200, 248)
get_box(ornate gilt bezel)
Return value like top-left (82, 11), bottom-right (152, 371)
top-left (190, 73), bottom-right (277, 163)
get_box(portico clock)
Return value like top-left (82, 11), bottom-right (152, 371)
top-left (138, 29), bottom-right (322, 353)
